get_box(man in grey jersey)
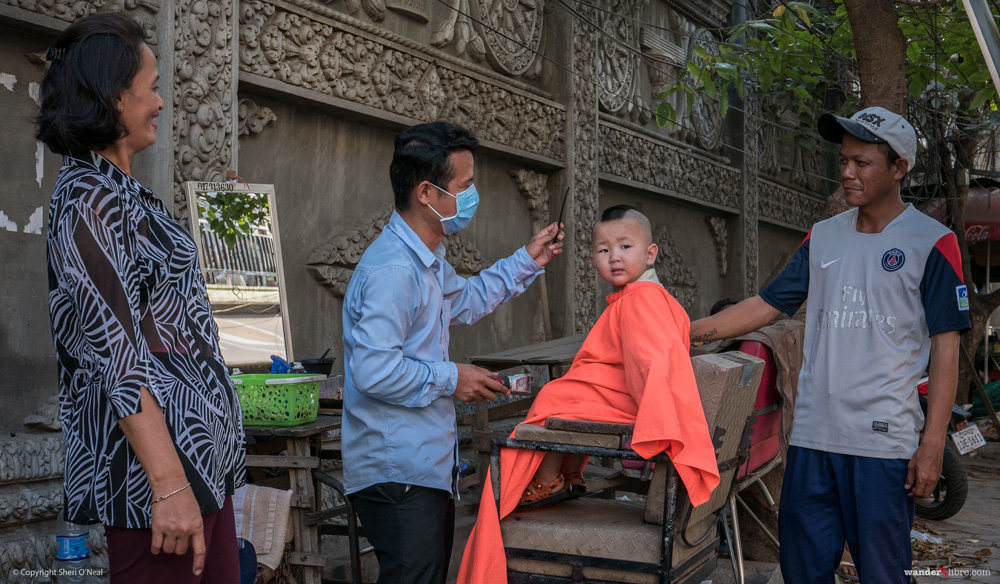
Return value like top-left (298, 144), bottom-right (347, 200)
top-left (690, 107), bottom-right (970, 583)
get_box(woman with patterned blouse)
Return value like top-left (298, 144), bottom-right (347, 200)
top-left (37, 13), bottom-right (245, 583)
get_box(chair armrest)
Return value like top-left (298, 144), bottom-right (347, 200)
top-left (544, 417), bottom-right (635, 435)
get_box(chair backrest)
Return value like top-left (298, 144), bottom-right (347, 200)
top-left (734, 340), bottom-right (781, 480)
top-left (644, 352), bottom-right (763, 527)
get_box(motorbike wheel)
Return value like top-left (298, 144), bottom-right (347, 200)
top-left (914, 448), bottom-right (968, 521)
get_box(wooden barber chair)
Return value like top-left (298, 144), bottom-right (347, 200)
top-left (490, 352), bottom-right (764, 584)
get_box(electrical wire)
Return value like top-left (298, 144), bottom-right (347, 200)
top-left (431, 0), bottom-right (844, 188)
top-left (431, 0), bottom-right (996, 192)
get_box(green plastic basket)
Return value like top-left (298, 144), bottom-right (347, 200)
top-left (231, 374), bottom-right (326, 426)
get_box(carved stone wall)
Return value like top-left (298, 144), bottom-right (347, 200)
top-left (652, 225), bottom-right (700, 312)
top-left (598, 123), bottom-right (739, 209)
top-left (570, 0), bottom-right (600, 333)
top-left (758, 179), bottom-right (826, 232)
top-left (306, 209), bottom-right (488, 297)
top-left (0, 0), bottom-right (161, 52)
top-left (0, 0), bottom-right (828, 572)
top-left (740, 98), bottom-right (761, 296)
top-left (173, 0), bottom-right (237, 220)
top-left (0, 435), bottom-right (109, 581)
top-left (238, 0), bottom-right (565, 162)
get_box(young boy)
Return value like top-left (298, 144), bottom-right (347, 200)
top-left (457, 205), bottom-right (719, 583)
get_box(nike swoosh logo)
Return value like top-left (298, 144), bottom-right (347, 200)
top-left (820, 258), bottom-right (842, 268)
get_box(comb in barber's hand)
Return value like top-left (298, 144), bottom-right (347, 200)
top-left (551, 187), bottom-right (570, 245)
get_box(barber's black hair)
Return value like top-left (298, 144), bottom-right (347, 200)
top-left (710, 297), bottom-right (740, 316)
top-left (877, 142), bottom-right (901, 169)
top-left (35, 13), bottom-right (147, 156)
top-left (598, 204), bottom-right (640, 223)
top-left (389, 122), bottom-right (479, 212)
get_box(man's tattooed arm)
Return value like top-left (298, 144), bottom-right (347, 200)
top-left (691, 328), bottom-right (718, 342)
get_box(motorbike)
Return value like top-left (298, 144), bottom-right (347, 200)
top-left (914, 377), bottom-right (987, 520)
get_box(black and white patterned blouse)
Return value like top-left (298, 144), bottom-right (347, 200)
top-left (47, 152), bottom-right (245, 528)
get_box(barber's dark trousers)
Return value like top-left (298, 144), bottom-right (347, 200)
top-left (350, 483), bottom-right (455, 584)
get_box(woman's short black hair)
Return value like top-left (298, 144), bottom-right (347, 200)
top-left (389, 122), bottom-right (479, 212)
top-left (35, 13), bottom-right (147, 156)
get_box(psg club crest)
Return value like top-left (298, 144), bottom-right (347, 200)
top-left (881, 249), bottom-right (905, 272)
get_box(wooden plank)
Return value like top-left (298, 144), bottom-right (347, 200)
top-left (245, 415), bottom-right (341, 438)
top-left (468, 334), bottom-right (585, 367)
top-left (286, 552), bottom-right (327, 567)
top-left (545, 418), bottom-right (634, 435)
top-left (460, 395), bottom-right (537, 425)
top-left (287, 436), bottom-right (322, 584)
top-left (244, 454), bottom-right (319, 468)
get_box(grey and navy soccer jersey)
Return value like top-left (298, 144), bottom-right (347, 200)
top-left (760, 205), bottom-right (971, 459)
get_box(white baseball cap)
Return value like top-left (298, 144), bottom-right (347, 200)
top-left (818, 106), bottom-right (917, 173)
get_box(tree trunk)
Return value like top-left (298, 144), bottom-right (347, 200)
top-left (843, 0), bottom-right (908, 114)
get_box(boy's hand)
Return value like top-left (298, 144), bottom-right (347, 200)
top-left (526, 222), bottom-right (564, 267)
top-left (454, 364), bottom-right (510, 402)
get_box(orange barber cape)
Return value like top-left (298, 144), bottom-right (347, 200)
top-left (457, 281), bottom-right (720, 584)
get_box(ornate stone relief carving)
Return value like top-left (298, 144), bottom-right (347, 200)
top-left (386, 0), bottom-right (428, 21)
top-left (572, 4), bottom-right (600, 334)
top-left (344, 0), bottom-right (387, 22)
top-left (1, 0), bottom-right (160, 51)
top-left (173, 0), bottom-right (236, 220)
top-left (596, 0), bottom-right (638, 115)
top-left (680, 28), bottom-right (723, 152)
top-left (705, 216), bottom-right (727, 276)
top-left (671, 0), bottom-right (732, 29)
top-left (238, 98), bottom-right (278, 136)
top-left (22, 395), bottom-right (59, 432)
top-left (757, 99), bottom-right (829, 193)
top-left (0, 436), bottom-right (64, 485)
top-left (307, 209), bottom-right (487, 297)
top-left (758, 179), bottom-right (825, 232)
top-left (652, 225), bottom-right (699, 313)
top-left (741, 97), bottom-right (760, 295)
top-left (430, 0), bottom-right (486, 61)
top-left (239, 1), bottom-right (565, 161)
top-left (470, 0), bottom-right (544, 77)
top-left (509, 169), bottom-right (550, 228)
top-left (598, 124), bottom-right (739, 209)
top-left (639, 26), bottom-right (684, 102)
top-left (0, 483), bottom-right (62, 526)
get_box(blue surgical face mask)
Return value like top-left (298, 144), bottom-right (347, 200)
top-left (427, 183), bottom-right (479, 234)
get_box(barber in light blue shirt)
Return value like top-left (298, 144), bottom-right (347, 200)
top-left (342, 121), bottom-right (564, 584)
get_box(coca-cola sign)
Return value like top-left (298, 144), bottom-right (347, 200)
top-left (966, 223), bottom-right (997, 243)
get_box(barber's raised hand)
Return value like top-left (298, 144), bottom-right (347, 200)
top-left (905, 437), bottom-right (945, 498)
top-left (454, 363), bottom-right (510, 402)
top-left (525, 221), bottom-right (564, 267)
top-left (150, 480), bottom-right (206, 575)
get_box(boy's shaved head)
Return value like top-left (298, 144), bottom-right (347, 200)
top-left (595, 204), bottom-right (653, 245)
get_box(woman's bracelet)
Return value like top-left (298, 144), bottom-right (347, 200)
top-left (152, 482), bottom-right (191, 505)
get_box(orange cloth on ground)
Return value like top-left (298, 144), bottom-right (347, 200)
top-left (457, 281), bottom-right (720, 584)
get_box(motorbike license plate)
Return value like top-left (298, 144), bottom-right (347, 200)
top-left (950, 423), bottom-right (986, 455)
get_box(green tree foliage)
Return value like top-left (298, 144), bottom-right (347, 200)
top-left (196, 191), bottom-right (271, 249)
top-left (655, 0), bottom-right (999, 158)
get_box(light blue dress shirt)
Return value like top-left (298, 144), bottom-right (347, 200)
top-left (342, 211), bottom-right (543, 495)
